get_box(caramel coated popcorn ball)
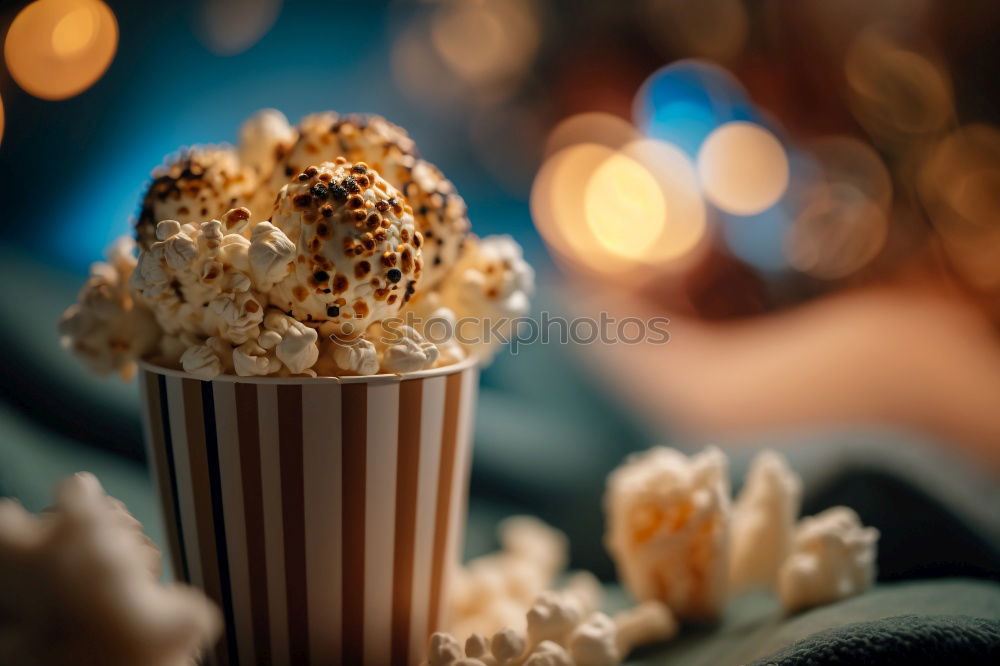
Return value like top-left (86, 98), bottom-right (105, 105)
top-left (268, 160), bottom-right (422, 335)
top-left (135, 146), bottom-right (253, 250)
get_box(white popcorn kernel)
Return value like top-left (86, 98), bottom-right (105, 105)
top-left (522, 640), bottom-right (572, 666)
top-left (729, 450), bottom-right (802, 592)
top-left (180, 340), bottom-right (224, 380)
top-left (777, 506), bottom-right (879, 613)
top-left (332, 336), bottom-right (379, 376)
top-left (527, 591), bottom-right (585, 647)
top-left (605, 446), bottom-right (731, 621)
top-left (249, 221), bottom-right (295, 291)
top-left (262, 311), bottom-right (319, 375)
top-left (233, 339), bottom-right (281, 377)
top-left (425, 632), bottom-right (465, 666)
top-left (561, 571), bottom-right (604, 616)
top-left (490, 626), bottom-right (526, 665)
top-left (464, 633), bottom-right (497, 665)
top-left (567, 612), bottom-right (620, 666)
top-left (377, 324), bottom-right (440, 373)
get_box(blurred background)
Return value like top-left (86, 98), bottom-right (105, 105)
top-left (1, 0), bottom-right (999, 591)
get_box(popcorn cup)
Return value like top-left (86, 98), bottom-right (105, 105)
top-left (137, 356), bottom-right (479, 666)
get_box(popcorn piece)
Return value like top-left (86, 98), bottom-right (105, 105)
top-left (58, 236), bottom-right (159, 379)
top-left (527, 591), bottom-right (585, 647)
top-left (0, 473), bottom-right (221, 666)
top-left (248, 221), bottom-right (296, 291)
top-left (604, 447), bottom-right (731, 621)
top-left (562, 571), bottom-right (604, 617)
top-left (265, 112), bottom-right (466, 287)
top-left (424, 632), bottom-right (465, 666)
top-left (267, 161), bottom-right (422, 334)
top-left (261, 311), bottom-right (319, 375)
top-left (233, 339), bottom-right (281, 377)
top-left (490, 627), bottom-right (526, 666)
top-left (612, 601), bottom-right (677, 655)
top-left (330, 335), bottom-right (380, 376)
top-left (396, 290), bottom-right (467, 367)
top-left (450, 516), bottom-right (569, 639)
top-left (523, 640), bottom-right (572, 666)
top-left (135, 146), bottom-right (253, 250)
top-left (729, 451), bottom-right (802, 592)
top-left (180, 338), bottom-right (225, 380)
top-left (777, 507), bottom-right (879, 614)
top-left (438, 235), bottom-right (534, 362)
top-left (239, 109), bottom-right (297, 204)
top-left (465, 634), bottom-right (496, 665)
top-left (375, 323), bottom-right (440, 373)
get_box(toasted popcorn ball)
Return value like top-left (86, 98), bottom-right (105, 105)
top-left (605, 447), bottom-right (731, 621)
top-left (729, 451), bottom-right (802, 592)
top-left (435, 235), bottom-right (534, 361)
top-left (135, 147), bottom-right (253, 250)
top-left (58, 237), bottom-right (159, 379)
top-left (267, 161), bottom-right (422, 335)
top-left (0, 473), bottom-right (221, 666)
top-left (777, 506), bottom-right (879, 614)
top-left (267, 112), bottom-right (469, 287)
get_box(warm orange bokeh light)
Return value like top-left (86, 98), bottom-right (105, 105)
top-left (4, 0), bottom-right (118, 100)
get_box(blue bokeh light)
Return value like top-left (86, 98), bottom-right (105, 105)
top-left (634, 59), bottom-right (757, 156)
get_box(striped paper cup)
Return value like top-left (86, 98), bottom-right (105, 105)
top-left (137, 356), bottom-right (479, 666)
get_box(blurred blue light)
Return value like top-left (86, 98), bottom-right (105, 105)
top-left (720, 205), bottom-right (791, 273)
top-left (634, 60), bottom-right (756, 156)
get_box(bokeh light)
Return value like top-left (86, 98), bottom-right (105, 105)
top-left (845, 26), bottom-right (954, 149)
top-left (584, 152), bottom-right (666, 260)
top-left (544, 112), bottom-right (639, 158)
top-left (697, 121), bottom-right (789, 216)
top-left (918, 125), bottom-right (1000, 289)
top-left (531, 137), bottom-right (706, 277)
top-left (430, 0), bottom-right (540, 90)
top-left (786, 183), bottom-right (888, 279)
top-left (196, 0), bottom-right (282, 56)
top-left (633, 59), bottom-right (754, 156)
top-left (4, 0), bottom-right (118, 100)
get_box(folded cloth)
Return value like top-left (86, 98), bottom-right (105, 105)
top-left (751, 615), bottom-right (1000, 665)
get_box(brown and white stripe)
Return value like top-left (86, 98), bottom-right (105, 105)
top-left (139, 358), bottom-right (480, 666)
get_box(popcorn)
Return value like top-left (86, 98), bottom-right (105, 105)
top-left (63, 110), bottom-right (534, 378)
top-left (0, 473), bottom-right (221, 666)
top-left (777, 506), bottom-right (879, 613)
top-left (329, 335), bottom-right (380, 376)
top-left (375, 323), bottom-right (441, 373)
top-left (729, 451), bottom-right (802, 592)
top-left (523, 641), bottom-right (572, 666)
top-left (58, 237), bottom-right (159, 379)
top-left (450, 516), bottom-right (570, 639)
top-left (604, 447), bottom-right (731, 621)
top-left (265, 112), bottom-right (467, 288)
top-left (426, 596), bottom-right (674, 666)
top-left (267, 161), bottom-right (423, 334)
top-left (180, 336), bottom-right (227, 380)
top-left (437, 235), bottom-right (534, 361)
top-left (135, 146), bottom-right (253, 250)
top-left (527, 591), bottom-right (586, 647)
top-left (238, 109), bottom-right (297, 191)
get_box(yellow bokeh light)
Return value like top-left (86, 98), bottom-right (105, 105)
top-left (5, 0), bottom-right (117, 100)
top-left (531, 137), bottom-right (707, 278)
top-left (585, 152), bottom-right (666, 260)
top-left (697, 121), bottom-right (789, 216)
